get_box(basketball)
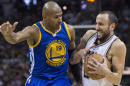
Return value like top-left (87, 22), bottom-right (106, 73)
top-left (84, 54), bottom-right (110, 80)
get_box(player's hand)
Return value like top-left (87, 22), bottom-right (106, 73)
top-left (81, 45), bottom-right (95, 63)
top-left (0, 21), bottom-right (18, 36)
top-left (73, 45), bottom-right (95, 64)
top-left (87, 56), bottom-right (109, 76)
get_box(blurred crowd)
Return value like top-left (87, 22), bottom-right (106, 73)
top-left (0, 0), bottom-right (130, 86)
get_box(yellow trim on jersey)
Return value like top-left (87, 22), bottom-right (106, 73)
top-left (64, 22), bottom-right (71, 41)
top-left (29, 24), bottom-right (41, 48)
top-left (40, 22), bottom-right (61, 37)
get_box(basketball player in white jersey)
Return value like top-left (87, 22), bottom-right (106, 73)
top-left (70, 11), bottom-right (126, 86)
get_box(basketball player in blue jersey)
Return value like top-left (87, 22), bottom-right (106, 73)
top-left (70, 11), bottom-right (126, 86)
top-left (0, 1), bottom-right (79, 86)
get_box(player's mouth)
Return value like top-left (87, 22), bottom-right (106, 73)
top-left (97, 31), bottom-right (103, 38)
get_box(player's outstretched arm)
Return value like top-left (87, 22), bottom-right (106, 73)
top-left (0, 21), bottom-right (34, 44)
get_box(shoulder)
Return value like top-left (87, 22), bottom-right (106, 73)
top-left (23, 22), bottom-right (40, 33)
top-left (65, 23), bottom-right (76, 49)
top-left (64, 23), bottom-right (75, 40)
top-left (32, 24), bottom-right (40, 31)
top-left (23, 24), bottom-right (40, 40)
top-left (21, 26), bottom-right (35, 34)
top-left (26, 24), bottom-right (40, 45)
top-left (65, 23), bottom-right (75, 33)
top-left (82, 30), bottom-right (96, 42)
top-left (112, 39), bottom-right (126, 50)
top-left (111, 38), bottom-right (126, 55)
top-left (31, 23), bottom-right (41, 35)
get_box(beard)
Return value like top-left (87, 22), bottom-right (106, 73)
top-left (95, 31), bottom-right (110, 45)
top-left (95, 27), bottom-right (112, 46)
top-left (97, 26), bottom-right (111, 41)
top-left (98, 31), bottom-right (110, 41)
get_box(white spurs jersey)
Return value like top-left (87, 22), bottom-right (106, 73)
top-left (82, 32), bottom-right (118, 86)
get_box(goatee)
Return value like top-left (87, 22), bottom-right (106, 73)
top-left (95, 32), bottom-right (111, 45)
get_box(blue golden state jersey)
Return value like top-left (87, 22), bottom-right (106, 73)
top-left (28, 21), bottom-right (71, 78)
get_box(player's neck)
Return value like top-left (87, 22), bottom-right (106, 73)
top-left (42, 21), bottom-right (60, 33)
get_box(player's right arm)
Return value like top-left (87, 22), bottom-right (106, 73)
top-left (70, 30), bottom-right (96, 64)
top-left (0, 21), bottom-right (35, 44)
top-left (104, 39), bottom-right (126, 85)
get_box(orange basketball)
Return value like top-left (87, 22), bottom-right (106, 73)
top-left (84, 54), bottom-right (110, 80)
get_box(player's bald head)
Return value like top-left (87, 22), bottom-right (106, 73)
top-left (42, 1), bottom-right (62, 18)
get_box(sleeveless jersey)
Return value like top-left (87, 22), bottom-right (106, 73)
top-left (82, 32), bottom-right (118, 86)
top-left (28, 21), bottom-right (71, 78)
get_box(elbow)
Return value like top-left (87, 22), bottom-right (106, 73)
top-left (112, 77), bottom-right (121, 85)
top-left (113, 81), bottom-right (120, 85)
top-left (8, 41), bottom-right (17, 44)
top-left (106, 72), bottom-right (122, 85)
top-left (10, 42), bottom-right (17, 44)
top-left (114, 79), bottom-right (121, 85)
top-left (7, 40), bottom-right (17, 44)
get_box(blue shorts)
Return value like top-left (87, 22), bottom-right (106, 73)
top-left (25, 75), bottom-right (72, 86)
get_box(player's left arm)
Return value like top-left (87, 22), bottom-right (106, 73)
top-left (105, 39), bottom-right (126, 85)
top-left (67, 24), bottom-right (76, 50)
top-left (67, 24), bottom-right (82, 85)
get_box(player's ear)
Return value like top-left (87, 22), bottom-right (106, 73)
top-left (110, 23), bottom-right (115, 31)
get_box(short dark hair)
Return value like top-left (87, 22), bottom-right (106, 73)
top-left (99, 11), bottom-right (118, 25)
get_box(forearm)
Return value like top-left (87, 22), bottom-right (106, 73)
top-left (69, 63), bottom-right (82, 83)
top-left (69, 49), bottom-right (79, 64)
top-left (70, 48), bottom-right (89, 64)
top-left (69, 50), bottom-right (81, 64)
top-left (3, 32), bottom-right (18, 44)
top-left (70, 55), bottom-right (81, 64)
top-left (104, 69), bottom-right (122, 85)
top-left (70, 41), bottom-right (87, 64)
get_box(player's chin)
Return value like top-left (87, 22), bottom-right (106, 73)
top-left (56, 23), bottom-right (60, 27)
top-left (97, 34), bottom-right (102, 39)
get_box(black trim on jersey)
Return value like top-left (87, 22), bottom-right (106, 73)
top-left (62, 22), bottom-right (71, 43)
top-left (105, 38), bottom-right (118, 57)
top-left (83, 32), bottom-right (97, 79)
top-left (104, 36), bottom-right (118, 56)
top-left (94, 34), bottom-right (115, 48)
top-left (105, 38), bottom-right (119, 72)
top-left (84, 73), bottom-right (89, 78)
